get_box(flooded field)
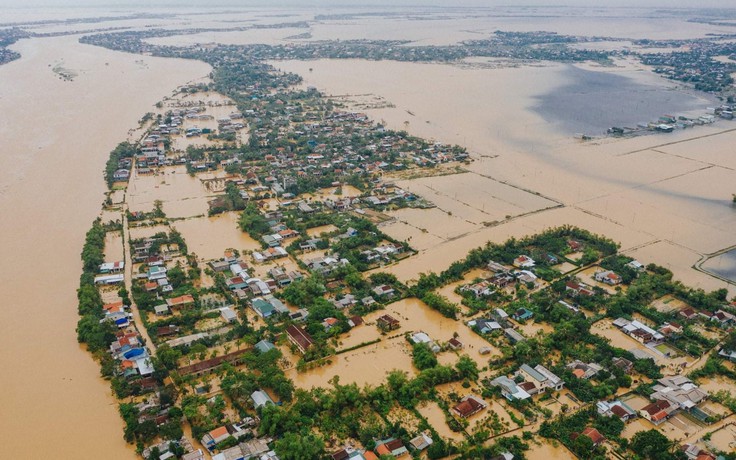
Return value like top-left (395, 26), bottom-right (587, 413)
top-left (287, 296), bottom-right (502, 390)
top-left (702, 249), bottom-right (736, 284)
top-left (709, 423), bottom-right (736, 453)
top-left (127, 165), bottom-right (215, 218)
top-left (534, 64), bottom-right (715, 136)
top-left (525, 440), bottom-right (575, 460)
top-left (171, 212), bottom-right (261, 260)
top-left (103, 230), bottom-right (124, 262)
top-left (285, 335), bottom-right (417, 389)
top-left (277, 58), bottom-right (736, 296)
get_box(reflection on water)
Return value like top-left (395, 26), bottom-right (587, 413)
top-left (534, 65), bottom-right (716, 136)
top-left (702, 249), bottom-right (736, 283)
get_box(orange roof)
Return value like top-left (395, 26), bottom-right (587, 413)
top-left (167, 294), bottom-right (194, 306)
top-left (572, 369), bottom-right (586, 378)
top-left (209, 425), bottom-right (228, 440)
top-left (363, 452), bottom-right (379, 460)
top-left (375, 444), bottom-right (390, 456)
top-left (103, 301), bottom-right (123, 311)
top-left (121, 360), bottom-right (135, 369)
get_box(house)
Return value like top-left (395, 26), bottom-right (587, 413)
top-left (567, 240), bottom-right (583, 252)
top-left (612, 357), bottom-right (634, 374)
top-left (202, 426), bottom-right (231, 451)
top-left (614, 318), bottom-right (665, 344)
top-left (409, 432), bottom-right (433, 452)
top-left (178, 350), bottom-right (246, 377)
top-left (226, 276), bottom-right (249, 290)
top-left (99, 261), bottom-right (125, 273)
top-left (251, 296), bottom-right (288, 318)
top-left (411, 332), bottom-right (440, 352)
top-left (255, 340), bottom-right (276, 354)
top-left (679, 307), bottom-right (698, 320)
top-left (579, 427), bottom-right (605, 447)
top-left (640, 399), bottom-right (674, 425)
top-left (658, 322), bottom-right (683, 337)
top-left (515, 270), bottom-right (538, 286)
top-left (504, 328), bottom-right (526, 344)
top-left (597, 400), bottom-right (637, 421)
top-left (375, 438), bottom-right (408, 458)
top-left (513, 255), bottom-right (535, 268)
top-left (333, 294), bottom-right (357, 309)
top-left (147, 265), bottom-right (168, 281)
top-left (565, 281), bottom-right (595, 297)
top-left (377, 314), bottom-right (400, 331)
top-left (220, 307), bottom-right (238, 323)
top-left (286, 325), bottom-right (314, 354)
top-left (627, 260), bottom-right (645, 271)
top-left (493, 308), bottom-right (509, 321)
top-left (712, 309), bottom-right (736, 327)
top-left (289, 309), bottom-right (309, 322)
top-left (517, 364), bottom-right (564, 392)
top-left (251, 390), bottom-right (274, 409)
top-left (209, 260), bottom-right (231, 272)
top-left (94, 274), bottom-right (125, 285)
top-left (154, 304), bottom-right (170, 316)
top-left (182, 450), bottom-right (205, 460)
top-left (469, 318), bottom-right (502, 334)
top-left (512, 308), bottom-right (534, 321)
top-left (361, 296), bottom-right (376, 306)
top-left (567, 360), bottom-right (604, 379)
top-left (448, 337), bottom-right (463, 350)
top-left (650, 376), bottom-right (707, 410)
top-left (462, 280), bottom-right (494, 298)
top-left (372, 284), bottom-right (395, 298)
top-left (487, 261), bottom-right (508, 272)
top-left (491, 376), bottom-right (531, 401)
top-left (452, 395), bottom-right (487, 418)
top-left (718, 348), bottom-right (736, 361)
top-left (166, 294), bottom-right (195, 309)
top-left (594, 270), bottom-right (622, 286)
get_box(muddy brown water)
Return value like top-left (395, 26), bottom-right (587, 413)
top-left (0, 34), bottom-right (208, 458)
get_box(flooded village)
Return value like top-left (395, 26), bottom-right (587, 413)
top-left (2, 5), bottom-right (736, 460)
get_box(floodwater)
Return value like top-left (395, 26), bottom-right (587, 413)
top-left (525, 440), bottom-right (575, 460)
top-left (534, 64), bottom-right (715, 136)
top-left (702, 249), bottom-right (736, 283)
top-left (0, 33), bottom-right (209, 458)
top-left (172, 212), bottom-right (261, 261)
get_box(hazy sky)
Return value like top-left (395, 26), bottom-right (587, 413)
top-left (1, 0), bottom-right (735, 8)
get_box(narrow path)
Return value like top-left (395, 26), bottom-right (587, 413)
top-left (122, 174), bottom-right (157, 353)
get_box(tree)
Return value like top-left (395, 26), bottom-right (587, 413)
top-left (156, 345), bottom-right (182, 370)
top-left (630, 429), bottom-right (676, 460)
top-left (456, 355), bottom-right (479, 381)
top-left (412, 342), bottom-right (438, 370)
top-left (274, 432), bottom-right (325, 459)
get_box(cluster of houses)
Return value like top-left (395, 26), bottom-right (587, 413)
top-left (612, 317), bottom-right (667, 345)
top-left (467, 307), bottom-right (529, 345)
top-left (199, 418), bottom-right (280, 460)
top-left (329, 431), bottom-right (439, 460)
top-left (639, 376), bottom-right (708, 425)
top-left (460, 258), bottom-right (542, 301)
top-left (491, 364), bottom-right (565, 401)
